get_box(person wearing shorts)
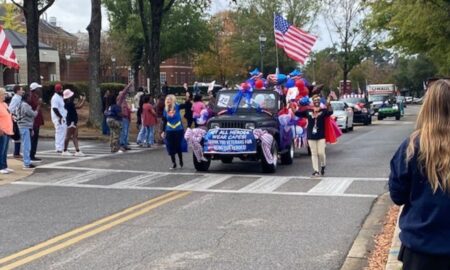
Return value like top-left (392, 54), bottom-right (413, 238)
top-left (62, 89), bottom-right (86, 156)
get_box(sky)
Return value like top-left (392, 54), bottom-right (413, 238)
top-left (25, 0), bottom-right (333, 51)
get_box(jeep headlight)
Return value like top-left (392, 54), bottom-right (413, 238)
top-left (245, 122), bottom-right (256, 129)
top-left (210, 122), bottom-right (220, 129)
top-left (393, 105), bottom-right (398, 110)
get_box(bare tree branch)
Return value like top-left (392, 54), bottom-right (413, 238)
top-left (11, 0), bottom-right (24, 10)
top-left (163, 0), bottom-right (176, 13)
top-left (38, 0), bottom-right (56, 16)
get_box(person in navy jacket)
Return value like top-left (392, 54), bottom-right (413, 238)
top-left (389, 79), bottom-right (450, 270)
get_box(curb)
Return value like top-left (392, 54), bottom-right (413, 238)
top-left (385, 208), bottom-right (402, 270)
top-left (340, 193), bottom-right (393, 270)
top-left (0, 159), bottom-right (34, 186)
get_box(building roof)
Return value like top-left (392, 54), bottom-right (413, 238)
top-left (39, 19), bottom-right (78, 40)
top-left (4, 29), bottom-right (56, 50)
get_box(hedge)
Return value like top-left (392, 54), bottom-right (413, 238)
top-left (41, 82), bottom-right (126, 104)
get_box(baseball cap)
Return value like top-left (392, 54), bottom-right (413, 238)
top-left (54, 83), bottom-right (62, 92)
top-left (30, 82), bottom-right (42, 91)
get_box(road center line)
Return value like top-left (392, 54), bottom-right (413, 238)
top-left (0, 191), bottom-right (187, 268)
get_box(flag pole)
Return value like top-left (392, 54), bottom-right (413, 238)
top-left (274, 12), bottom-right (279, 74)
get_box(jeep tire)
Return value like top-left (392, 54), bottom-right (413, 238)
top-left (378, 114), bottom-right (383, 121)
top-left (261, 141), bottom-right (278, 173)
top-left (193, 153), bottom-right (211, 171)
top-left (395, 112), bottom-right (401, 120)
top-left (280, 141), bottom-right (294, 165)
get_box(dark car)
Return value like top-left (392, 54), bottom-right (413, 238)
top-left (193, 89), bottom-right (294, 173)
top-left (339, 95), bottom-right (372, 125)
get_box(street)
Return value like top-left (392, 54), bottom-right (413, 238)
top-left (0, 106), bottom-right (419, 270)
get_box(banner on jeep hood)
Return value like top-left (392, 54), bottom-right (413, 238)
top-left (204, 129), bottom-right (256, 153)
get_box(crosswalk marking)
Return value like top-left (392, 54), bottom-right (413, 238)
top-left (174, 175), bottom-right (231, 190)
top-left (111, 173), bottom-right (167, 187)
top-left (307, 178), bottom-right (354, 195)
top-left (238, 176), bottom-right (291, 193)
top-left (56, 171), bottom-right (110, 185)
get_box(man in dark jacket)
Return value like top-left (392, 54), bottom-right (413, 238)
top-left (28, 83), bottom-right (44, 162)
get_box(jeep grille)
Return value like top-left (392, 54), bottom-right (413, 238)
top-left (219, 121), bottom-right (246, 129)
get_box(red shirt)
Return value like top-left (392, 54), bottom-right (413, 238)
top-left (141, 103), bottom-right (156, 126)
top-left (28, 92), bottom-right (44, 128)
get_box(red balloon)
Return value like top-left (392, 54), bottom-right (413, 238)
top-left (255, 79), bottom-right (264, 89)
top-left (240, 82), bottom-right (250, 91)
top-left (297, 118), bottom-right (307, 128)
top-left (295, 79), bottom-right (305, 89)
top-left (299, 87), bottom-right (309, 97)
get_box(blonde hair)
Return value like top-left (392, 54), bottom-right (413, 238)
top-left (407, 79), bottom-right (450, 193)
top-left (165, 94), bottom-right (176, 112)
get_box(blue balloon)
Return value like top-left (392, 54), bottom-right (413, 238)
top-left (276, 74), bottom-right (287, 85)
top-left (299, 96), bottom-right (310, 106)
top-left (286, 78), bottom-right (295, 88)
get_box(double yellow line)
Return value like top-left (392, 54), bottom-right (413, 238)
top-left (0, 190), bottom-right (190, 270)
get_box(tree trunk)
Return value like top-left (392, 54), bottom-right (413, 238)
top-left (23, 1), bottom-right (40, 84)
top-left (138, 0), bottom-right (151, 82)
top-left (87, 0), bottom-right (102, 128)
top-left (149, 0), bottom-right (164, 96)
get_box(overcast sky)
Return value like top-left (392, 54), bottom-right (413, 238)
top-left (39, 0), bottom-right (332, 51)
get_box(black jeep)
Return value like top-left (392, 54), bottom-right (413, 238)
top-left (339, 96), bottom-right (373, 125)
top-left (193, 89), bottom-right (294, 173)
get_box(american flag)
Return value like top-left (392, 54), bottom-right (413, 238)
top-left (0, 26), bottom-right (20, 70)
top-left (274, 15), bottom-right (317, 64)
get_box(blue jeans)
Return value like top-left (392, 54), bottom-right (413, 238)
top-left (120, 118), bottom-right (130, 147)
top-left (137, 124), bottom-right (145, 144)
top-left (144, 126), bottom-right (155, 145)
top-left (102, 116), bottom-right (110, 135)
top-left (0, 135), bottom-right (9, 170)
top-left (20, 128), bottom-right (31, 166)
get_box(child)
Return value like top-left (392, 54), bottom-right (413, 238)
top-left (140, 95), bottom-right (157, 147)
top-left (192, 95), bottom-right (206, 128)
top-left (62, 89), bottom-right (86, 156)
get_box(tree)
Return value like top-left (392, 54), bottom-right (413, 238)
top-left (0, 2), bottom-right (26, 33)
top-left (87, 0), bottom-right (102, 127)
top-left (11, 0), bottom-right (55, 84)
top-left (230, 0), bottom-right (322, 75)
top-left (303, 48), bottom-right (342, 93)
top-left (366, 0), bottom-right (450, 75)
top-left (323, 0), bottom-right (370, 94)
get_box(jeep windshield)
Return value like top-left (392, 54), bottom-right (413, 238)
top-left (215, 90), bottom-right (279, 113)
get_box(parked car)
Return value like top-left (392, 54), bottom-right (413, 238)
top-left (3, 84), bottom-right (27, 98)
top-left (405, 96), bottom-right (413, 104)
top-left (412, 97), bottom-right (424, 104)
top-left (195, 89), bottom-right (293, 173)
top-left (331, 101), bottom-right (354, 133)
top-left (339, 95), bottom-right (372, 125)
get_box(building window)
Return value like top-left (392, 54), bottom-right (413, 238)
top-left (180, 72), bottom-right (186, 84)
top-left (175, 72), bottom-right (178, 84)
top-left (160, 72), bottom-right (166, 84)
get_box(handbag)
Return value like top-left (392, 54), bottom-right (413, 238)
top-left (9, 120), bottom-right (20, 141)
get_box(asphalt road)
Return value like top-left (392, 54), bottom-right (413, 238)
top-left (0, 105), bottom-right (419, 270)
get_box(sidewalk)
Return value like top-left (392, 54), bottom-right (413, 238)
top-left (0, 159), bottom-right (34, 186)
top-left (385, 209), bottom-right (402, 270)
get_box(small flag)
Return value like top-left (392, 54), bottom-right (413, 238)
top-left (274, 15), bottom-right (317, 64)
top-left (0, 26), bottom-right (20, 70)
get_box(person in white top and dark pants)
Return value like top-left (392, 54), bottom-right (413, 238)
top-left (50, 83), bottom-right (67, 153)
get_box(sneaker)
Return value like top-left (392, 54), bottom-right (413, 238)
top-left (23, 164), bottom-right (36, 169)
top-left (124, 146), bottom-right (132, 151)
top-left (0, 169), bottom-right (9, 174)
top-left (74, 151), bottom-right (85, 157)
top-left (62, 151), bottom-right (73, 156)
top-left (56, 150), bottom-right (63, 154)
top-left (169, 163), bottom-right (177, 170)
top-left (146, 144), bottom-right (151, 148)
top-left (312, 171), bottom-right (321, 177)
top-left (201, 157), bottom-right (208, 162)
top-left (321, 166), bottom-right (326, 176)
top-left (117, 150), bottom-right (124, 153)
top-left (6, 168), bottom-right (14, 173)
top-left (13, 154), bottom-right (23, 159)
top-left (31, 157), bottom-right (42, 162)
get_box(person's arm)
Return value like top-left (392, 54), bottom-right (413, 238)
top-left (24, 104), bottom-right (37, 118)
top-left (117, 82), bottom-right (133, 105)
top-left (75, 96), bottom-right (86, 109)
top-left (389, 140), bottom-right (411, 205)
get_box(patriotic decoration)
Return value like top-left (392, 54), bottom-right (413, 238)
top-left (274, 14), bottom-right (317, 64)
top-left (0, 26), bottom-right (20, 70)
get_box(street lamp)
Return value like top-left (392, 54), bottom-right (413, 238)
top-left (111, 56), bottom-right (116, 82)
top-left (258, 32), bottom-right (267, 74)
top-left (65, 54), bottom-right (71, 81)
top-left (311, 54), bottom-right (316, 85)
